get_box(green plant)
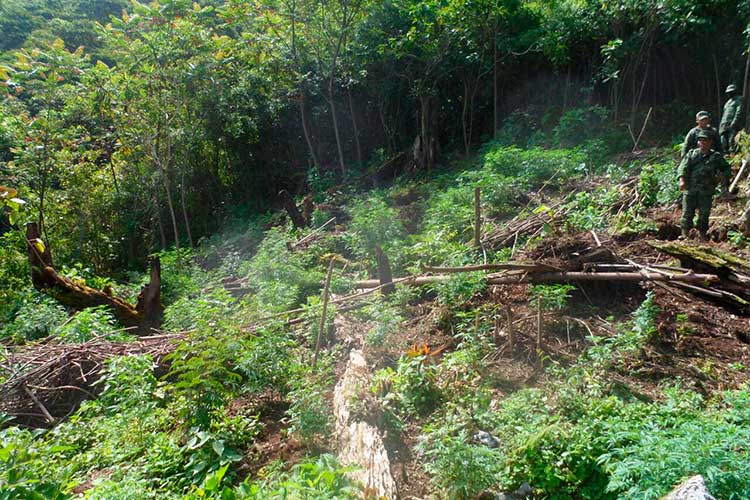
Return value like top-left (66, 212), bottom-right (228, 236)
top-left (285, 367), bottom-right (334, 447)
top-left (434, 271), bottom-right (487, 308)
top-left (637, 162), bottom-right (680, 208)
top-left (529, 284), bottom-right (576, 311)
top-left (0, 424), bottom-right (67, 499)
top-left (373, 355), bottom-right (442, 417)
top-left (419, 424), bottom-right (504, 499)
top-left (0, 289), bottom-right (67, 341)
top-left (54, 305), bottom-right (123, 343)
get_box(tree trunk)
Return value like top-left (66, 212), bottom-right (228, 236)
top-left (180, 169), bottom-right (194, 248)
top-left (160, 164), bottom-right (181, 261)
top-left (415, 93), bottom-right (436, 171)
top-left (299, 93), bottom-right (321, 169)
top-left (347, 87), bottom-right (363, 167)
top-left (328, 87), bottom-right (347, 176)
top-left (26, 223), bottom-right (163, 333)
top-left (279, 189), bottom-right (307, 229)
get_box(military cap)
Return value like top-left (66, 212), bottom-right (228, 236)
top-left (696, 129), bottom-right (714, 140)
top-left (726, 84), bottom-right (737, 93)
top-left (695, 110), bottom-right (710, 120)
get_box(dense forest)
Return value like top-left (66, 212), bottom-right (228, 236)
top-left (3, 0), bottom-right (750, 499)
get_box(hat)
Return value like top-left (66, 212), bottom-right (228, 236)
top-left (696, 130), bottom-right (713, 140)
top-left (695, 110), bottom-right (710, 121)
top-left (726, 84), bottom-right (737, 93)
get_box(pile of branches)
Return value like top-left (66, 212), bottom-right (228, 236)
top-left (0, 333), bottom-right (184, 428)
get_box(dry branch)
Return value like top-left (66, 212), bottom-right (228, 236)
top-left (0, 333), bottom-right (184, 428)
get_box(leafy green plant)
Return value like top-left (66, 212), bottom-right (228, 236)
top-left (373, 355), bottom-right (442, 417)
top-left (54, 305), bottom-right (122, 343)
top-left (529, 284), bottom-right (576, 311)
top-left (285, 366), bottom-right (334, 447)
top-left (0, 424), bottom-right (67, 499)
top-left (637, 162), bottom-right (680, 208)
top-left (0, 289), bottom-right (67, 341)
top-left (434, 271), bottom-right (487, 308)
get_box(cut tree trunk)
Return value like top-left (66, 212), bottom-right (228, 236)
top-left (279, 190), bottom-right (308, 229)
top-left (26, 223), bottom-right (164, 334)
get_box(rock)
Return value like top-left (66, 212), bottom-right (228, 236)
top-left (662, 475), bottom-right (716, 500)
top-left (495, 481), bottom-right (533, 500)
top-left (474, 430), bottom-right (501, 448)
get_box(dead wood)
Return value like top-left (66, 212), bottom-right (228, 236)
top-left (354, 270), bottom-right (719, 289)
top-left (648, 241), bottom-right (750, 311)
top-left (279, 189), bottom-right (308, 229)
top-left (26, 223), bottom-right (164, 334)
top-left (0, 333), bottom-right (184, 428)
top-left (375, 246), bottom-right (395, 295)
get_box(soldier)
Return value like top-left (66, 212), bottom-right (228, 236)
top-left (678, 130), bottom-right (731, 240)
top-left (720, 84), bottom-right (743, 152)
top-left (682, 110), bottom-right (722, 157)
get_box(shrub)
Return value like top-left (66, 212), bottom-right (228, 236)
top-left (637, 162), bottom-right (680, 208)
top-left (54, 305), bottom-right (123, 343)
top-left (0, 289), bottom-right (67, 341)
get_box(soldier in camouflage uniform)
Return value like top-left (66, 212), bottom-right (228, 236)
top-left (720, 84), bottom-right (743, 152)
top-left (682, 110), bottom-right (722, 157)
top-left (679, 130), bottom-right (731, 240)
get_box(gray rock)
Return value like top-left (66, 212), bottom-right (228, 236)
top-left (474, 430), bottom-right (501, 448)
top-left (663, 475), bottom-right (716, 500)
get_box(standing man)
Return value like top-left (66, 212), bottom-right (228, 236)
top-left (720, 84), bottom-right (743, 152)
top-left (682, 110), bottom-right (722, 157)
top-left (679, 130), bottom-right (731, 240)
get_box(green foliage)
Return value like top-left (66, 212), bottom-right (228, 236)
top-left (373, 355), bottom-right (442, 417)
top-left (0, 424), bottom-right (67, 499)
top-left (235, 326), bottom-right (298, 394)
top-left (565, 188), bottom-right (620, 231)
top-left (529, 284), bottom-right (576, 311)
top-left (419, 422), bottom-right (504, 499)
top-left (638, 162), bottom-right (681, 208)
top-left (54, 305), bottom-right (123, 343)
top-left (356, 298), bottom-right (404, 347)
top-left (233, 454), bottom-right (362, 499)
top-left (345, 195), bottom-right (406, 271)
top-left (0, 289), bottom-right (67, 341)
top-left (285, 367), bottom-right (334, 447)
top-left (166, 328), bottom-right (245, 429)
top-left (96, 354), bottom-right (158, 411)
top-left (553, 106), bottom-right (611, 148)
top-left (164, 288), bottom-right (234, 331)
top-left (241, 228), bottom-right (325, 314)
top-left (434, 272), bottom-right (487, 308)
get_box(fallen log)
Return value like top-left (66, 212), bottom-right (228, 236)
top-left (26, 223), bottom-right (163, 334)
top-left (421, 262), bottom-right (561, 273)
top-left (354, 271), bottom-right (719, 289)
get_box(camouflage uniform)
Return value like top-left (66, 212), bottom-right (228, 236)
top-left (679, 146), bottom-right (731, 235)
top-left (720, 86), bottom-right (743, 152)
top-left (682, 125), bottom-right (722, 157)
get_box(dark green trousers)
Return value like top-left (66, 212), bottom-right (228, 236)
top-left (681, 191), bottom-right (714, 233)
top-left (721, 129), bottom-right (737, 152)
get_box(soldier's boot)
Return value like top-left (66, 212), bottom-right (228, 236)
top-left (699, 231), bottom-right (709, 242)
top-left (680, 228), bottom-right (690, 240)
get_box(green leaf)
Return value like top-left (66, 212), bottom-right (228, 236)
top-left (212, 440), bottom-right (225, 457)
